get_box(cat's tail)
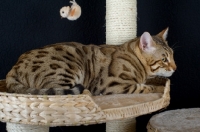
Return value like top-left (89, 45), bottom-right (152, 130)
top-left (25, 84), bottom-right (85, 95)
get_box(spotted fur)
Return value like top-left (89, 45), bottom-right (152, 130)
top-left (6, 28), bottom-right (176, 95)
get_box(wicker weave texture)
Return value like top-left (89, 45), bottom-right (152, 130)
top-left (0, 78), bottom-right (170, 126)
top-left (0, 91), bottom-right (106, 126)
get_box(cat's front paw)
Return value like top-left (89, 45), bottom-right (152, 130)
top-left (82, 89), bottom-right (92, 96)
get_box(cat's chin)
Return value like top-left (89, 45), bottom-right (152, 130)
top-left (158, 73), bottom-right (173, 77)
top-left (153, 71), bottom-right (174, 78)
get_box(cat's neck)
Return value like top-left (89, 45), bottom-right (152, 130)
top-left (132, 40), bottom-right (153, 77)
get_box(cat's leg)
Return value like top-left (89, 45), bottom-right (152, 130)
top-left (128, 84), bottom-right (165, 94)
top-left (6, 79), bottom-right (85, 95)
top-left (100, 83), bottom-right (165, 95)
top-left (120, 77), bottom-right (167, 94)
top-left (7, 75), bottom-right (85, 95)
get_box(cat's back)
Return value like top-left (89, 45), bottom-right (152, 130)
top-left (12, 42), bottom-right (81, 68)
top-left (6, 42), bottom-right (87, 86)
top-left (6, 41), bottom-right (119, 92)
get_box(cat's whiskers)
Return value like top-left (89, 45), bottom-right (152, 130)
top-left (171, 42), bottom-right (181, 51)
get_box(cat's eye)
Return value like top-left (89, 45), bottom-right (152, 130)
top-left (162, 58), bottom-right (168, 62)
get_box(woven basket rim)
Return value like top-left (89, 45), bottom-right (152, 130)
top-left (0, 91), bottom-right (90, 98)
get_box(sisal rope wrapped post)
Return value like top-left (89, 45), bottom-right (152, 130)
top-left (6, 123), bottom-right (49, 132)
top-left (106, 0), bottom-right (137, 132)
top-left (106, 0), bottom-right (137, 45)
top-left (106, 118), bottom-right (136, 132)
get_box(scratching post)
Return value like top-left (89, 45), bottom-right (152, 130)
top-left (106, 118), bottom-right (136, 132)
top-left (106, 0), bottom-right (137, 45)
top-left (106, 0), bottom-right (137, 131)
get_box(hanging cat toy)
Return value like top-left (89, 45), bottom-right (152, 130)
top-left (60, 0), bottom-right (81, 20)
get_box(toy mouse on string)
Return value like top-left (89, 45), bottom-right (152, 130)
top-left (60, 0), bottom-right (81, 20)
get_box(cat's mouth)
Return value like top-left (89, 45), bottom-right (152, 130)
top-left (158, 72), bottom-right (174, 77)
top-left (154, 69), bottom-right (175, 77)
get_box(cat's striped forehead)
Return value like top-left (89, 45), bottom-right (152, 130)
top-left (152, 36), bottom-right (173, 54)
top-left (152, 36), bottom-right (167, 46)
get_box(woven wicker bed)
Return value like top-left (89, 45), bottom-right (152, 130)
top-left (0, 77), bottom-right (170, 131)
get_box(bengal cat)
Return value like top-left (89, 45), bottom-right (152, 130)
top-left (6, 28), bottom-right (176, 95)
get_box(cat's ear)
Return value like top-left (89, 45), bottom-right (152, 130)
top-left (139, 32), bottom-right (156, 53)
top-left (157, 27), bottom-right (168, 40)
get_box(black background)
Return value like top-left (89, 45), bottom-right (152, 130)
top-left (0, 0), bottom-right (200, 132)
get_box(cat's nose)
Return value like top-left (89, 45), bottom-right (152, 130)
top-left (169, 62), bottom-right (177, 71)
top-left (171, 64), bottom-right (177, 71)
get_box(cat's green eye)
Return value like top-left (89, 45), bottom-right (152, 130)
top-left (162, 58), bottom-right (168, 62)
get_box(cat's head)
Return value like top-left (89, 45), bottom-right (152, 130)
top-left (139, 28), bottom-right (176, 77)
